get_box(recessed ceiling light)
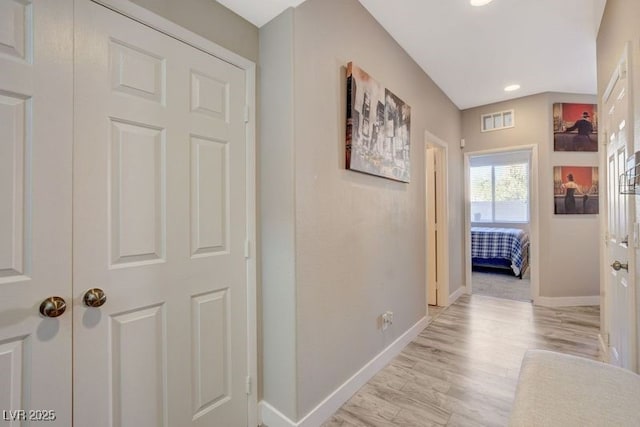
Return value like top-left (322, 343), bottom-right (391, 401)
top-left (504, 84), bottom-right (521, 92)
top-left (470, 0), bottom-right (494, 6)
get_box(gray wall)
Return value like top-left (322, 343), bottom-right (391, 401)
top-left (129, 0), bottom-right (258, 62)
top-left (462, 93), bottom-right (600, 298)
top-left (259, 9), bottom-right (297, 419)
top-left (260, 0), bottom-right (462, 420)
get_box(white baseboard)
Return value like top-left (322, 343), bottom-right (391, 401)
top-left (534, 295), bottom-right (600, 307)
top-left (259, 316), bottom-right (429, 427)
top-left (259, 401), bottom-right (296, 427)
top-left (448, 285), bottom-right (467, 305)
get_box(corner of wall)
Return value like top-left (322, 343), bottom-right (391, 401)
top-left (259, 8), bottom-right (298, 421)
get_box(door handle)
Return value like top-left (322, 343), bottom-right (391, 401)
top-left (39, 296), bottom-right (67, 318)
top-left (611, 261), bottom-right (629, 271)
top-left (83, 288), bottom-right (107, 308)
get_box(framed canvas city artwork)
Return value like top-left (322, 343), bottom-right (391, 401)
top-left (553, 103), bottom-right (598, 152)
top-left (346, 62), bottom-right (411, 182)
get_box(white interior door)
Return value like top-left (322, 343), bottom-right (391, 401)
top-left (604, 51), bottom-right (637, 371)
top-left (0, 0), bottom-right (73, 424)
top-left (73, 1), bottom-right (249, 426)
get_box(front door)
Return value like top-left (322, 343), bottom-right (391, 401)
top-left (604, 47), bottom-right (637, 370)
top-left (0, 0), bottom-right (73, 424)
top-left (73, 1), bottom-right (249, 426)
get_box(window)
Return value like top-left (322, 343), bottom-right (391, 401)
top-left (481, 110), bottom-right (514, 132)
top-left (470, 151), bottom-right (530, 223)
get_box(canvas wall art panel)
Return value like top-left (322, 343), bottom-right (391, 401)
top-left (553, 103), bottom-right (598, 152)
top-left (553, 166), bottom-right (599, 214)
top-left (346, 62), bottom-right (411, 182)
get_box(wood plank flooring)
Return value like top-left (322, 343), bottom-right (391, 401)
top-left (322, 294), bottom-right (601, 427)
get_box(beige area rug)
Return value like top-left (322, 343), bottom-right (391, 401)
top-left (472, 268), bottom-right (531, 302)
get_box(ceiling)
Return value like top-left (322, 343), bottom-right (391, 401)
top-left (217, 0), bottom-right (607, 110)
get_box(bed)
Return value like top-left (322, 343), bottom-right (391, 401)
top-left (471, 227), bottom-right (530, 278)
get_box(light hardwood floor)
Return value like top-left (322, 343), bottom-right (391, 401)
top-left (322, 294), bottom-right (600, 427)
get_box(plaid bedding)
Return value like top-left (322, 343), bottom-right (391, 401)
top-left (471, 227), bottom-right (530, 275)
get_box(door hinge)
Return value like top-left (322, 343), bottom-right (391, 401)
top-left (244, 239), bottom-right (250, 259)
top-left (244, 105), bottom-right (250, 123)
top-left (620, 61), bottom-right (628, 79)
top-left (246, 376), bottom-right (252, 395)
top-left (603, 332), bottom-right (610, 346)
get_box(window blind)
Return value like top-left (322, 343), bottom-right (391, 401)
top-left (470, 152), bottom-right (530, 223)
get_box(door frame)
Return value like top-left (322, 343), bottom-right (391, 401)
top-left (600, 42), bottom-right (636, 368)
top-left (463, 145), bottom-right (540, 302)
top-left (424, 131), bottom-right (450, 307)
top-left (90, 0), bottom-right (258, 423)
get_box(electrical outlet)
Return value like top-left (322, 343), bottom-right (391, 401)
top-left (381, 311), bottom-right (394, 330)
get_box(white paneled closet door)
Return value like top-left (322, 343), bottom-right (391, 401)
top-left (73, 1), bottom-right (249, 426)
top-left (1, 0), bottom-right (251, 425)
top-left (0, 0), bottom-right (73, 424)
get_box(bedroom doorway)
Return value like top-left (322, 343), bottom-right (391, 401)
top-left (425, 131), bottom-right (450, 308)
top-left (464, 146), bottom-right (539, 303)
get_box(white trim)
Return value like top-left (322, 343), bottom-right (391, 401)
top-left (600, 58), bottom-right (615, 370)
top-left (244, 57), bottom-right (259, 427)
top-left (92, 0), bottom-right (255, 69)
top-left (424, 131), bottom-right (450, 306)
top-left (464, 154), bottom-right (472, 291)
top-left (480, 109), bottom-right (515, 132)
top-left (598, 333), bottom-right (610, 363)
top-left (603, 46), bottom-right (627, 103)
top-left (259, 316), bottom-right (429, 427)
top-left (530, 146), bottom-right (540, 302)
top-left (534, 296), bottom-right (600, 307)
top-left (449, 285), bottom-right (468, 303)
top-left (425, 146), bottom-right (435, 308)
top-left (90, 1), bottom-right (259, 424)
top-left (259, 401), bottom-right (296, 427)
top-left (463, 145), bottom-right (540, 303)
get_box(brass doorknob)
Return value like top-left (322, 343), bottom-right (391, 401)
top-left (611, 261), bottom-right (629, 271)
top-left (39, 296), bottom-right (67, 318)
top-left (83, 288), bottom-right (107, 308)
